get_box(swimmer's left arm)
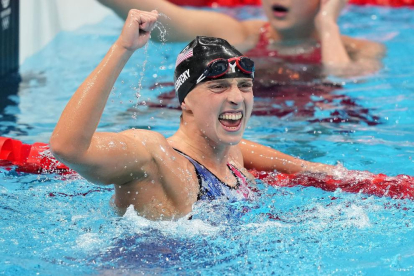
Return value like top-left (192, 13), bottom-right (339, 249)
top-left (239, 139), bottom-right (335, 175)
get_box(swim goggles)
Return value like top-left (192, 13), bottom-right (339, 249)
top-left (197, 56), bottom-right (255, 83)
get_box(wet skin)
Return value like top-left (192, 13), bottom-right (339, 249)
top-left (113, 78), bottom-right (255, 219)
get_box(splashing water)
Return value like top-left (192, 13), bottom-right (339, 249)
top-left (134, 19), bottom-right (170, 114)
top-left (2, 5), bottom-right (414, 275)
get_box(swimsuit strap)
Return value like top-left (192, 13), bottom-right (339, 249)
top-left (173, 148), bottom-right (253, 201)
top-left (227, 163), bottom-right (253, 199)
top-left (227, 163), bottom-right (248, 188)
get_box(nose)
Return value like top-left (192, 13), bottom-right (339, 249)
top-left (227, 84), bottom-right (244, 105)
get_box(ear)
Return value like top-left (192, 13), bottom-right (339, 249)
top-left (180, 101), bottom-right (187, 110)
top-left (180, 99), bottom-right (193, 111)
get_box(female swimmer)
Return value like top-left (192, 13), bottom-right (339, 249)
top-left (97, 0), bottom-right (385, 75)
top-left (50, 10), bottom-right (335, 220)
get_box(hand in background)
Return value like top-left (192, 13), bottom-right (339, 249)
top-left (315, 0), bottom-right (348, 28)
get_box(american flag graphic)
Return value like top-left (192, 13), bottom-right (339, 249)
top-left (175, 48), bottom-right (193, 67)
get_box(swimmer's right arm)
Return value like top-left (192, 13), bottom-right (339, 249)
top-left (50, 10), bottom-right (163, 185)
top-left (97, 0), bottom-right (252, 45)
top-left (239, 139), bottom-right (335, 175)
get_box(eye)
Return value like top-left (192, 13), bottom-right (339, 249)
top-left (238, 82), bottom-right (253, 92)
top-left (208, 83), bottom-right (228, 93)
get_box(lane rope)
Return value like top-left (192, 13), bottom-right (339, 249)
top-left (169, 0), bottom-right (414, 7)
top-left (1, 136), bottom-right (413, 199)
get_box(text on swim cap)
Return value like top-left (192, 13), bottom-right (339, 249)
top-left (175, 69), bottom-right (190, 92)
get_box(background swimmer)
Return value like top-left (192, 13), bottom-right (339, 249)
top-left (50, 9), bottom-right (337, 220)
top-left (98, 0), bottom-right (385, 75)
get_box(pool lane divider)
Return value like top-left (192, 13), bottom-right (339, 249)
top-left (0, 136), bottom-right (73, 174)
top-left (250, 170), bottom-right (414, 200)
top-left (349, 0), bottom-right (414, 6)
top-left (1, 136), bottom-right (413, 199)
top-left (170, 0), bottom-right (414, 7)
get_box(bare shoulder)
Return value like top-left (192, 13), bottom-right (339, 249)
top-left (120, 129), bottom-right (171, 156)
top-left (119, 129), bottom-right (185, 181)
top-left (235, 19), bottom-right (267, 53)
top-left (121, 128), bottom-right (168, 144)
top-left (242, 19), bottom-right (267, 32)
top-left (341, 35), bottom-right (386, 59)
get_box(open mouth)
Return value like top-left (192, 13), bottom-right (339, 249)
top-left (218, 111), bottom-right (243, 131)
top-left (272, 4), bottom-right (289, 17)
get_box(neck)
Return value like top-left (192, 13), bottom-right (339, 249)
top-left (269, 24), bottom-right (319, 45)
top-left (168, 124), bottom-right (232, 170)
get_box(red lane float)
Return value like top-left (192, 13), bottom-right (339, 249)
top-left (169, 0), bottom-right (261, 7)
top-left (0, 136), bottom-right (72, 174)
top-left (250, 170), bottom-right (414, 200)
top-left (169, 0), bottom-right (414, 7)
top-left (1, 136), bottom-right (413, 199)
top-left (350, 0), bottom-right (414, 6)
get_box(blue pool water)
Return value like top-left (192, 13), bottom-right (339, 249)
top-left (1, 5), bottom-right (414, 275)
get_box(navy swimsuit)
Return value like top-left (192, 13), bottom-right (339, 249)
top-left (175, 149), bottom-right (254, 201)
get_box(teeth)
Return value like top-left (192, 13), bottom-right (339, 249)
top-left (219, 112), bottom-right (242, 121)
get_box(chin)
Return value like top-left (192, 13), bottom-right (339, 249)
top-left (270, 20), bottom-right (294, 32)
top-left (218, 133), bottom-right (243, 146)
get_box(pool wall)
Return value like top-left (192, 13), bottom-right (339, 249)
top-left (19, 0), bottom-right (113, 65)
top-left (0, 0), bottom-right (19, 78)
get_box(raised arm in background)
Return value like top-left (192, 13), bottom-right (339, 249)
top-left (98, 0), bottom-right (385, 75)
top-left (98, 0), bottom-right (254, 46)
top-left (315, 0), bottom-right (385, 74)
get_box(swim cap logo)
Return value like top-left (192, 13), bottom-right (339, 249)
top-left (229, 62), bottom-right (237, 73)
top-left (175, 69), bottom-right (190, 92)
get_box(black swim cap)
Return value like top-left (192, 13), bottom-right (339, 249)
top-left (174, 36), bottom-right (254, 104)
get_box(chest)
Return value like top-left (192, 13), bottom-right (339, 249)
top-left (113, 158), bottom-right (199, 219)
